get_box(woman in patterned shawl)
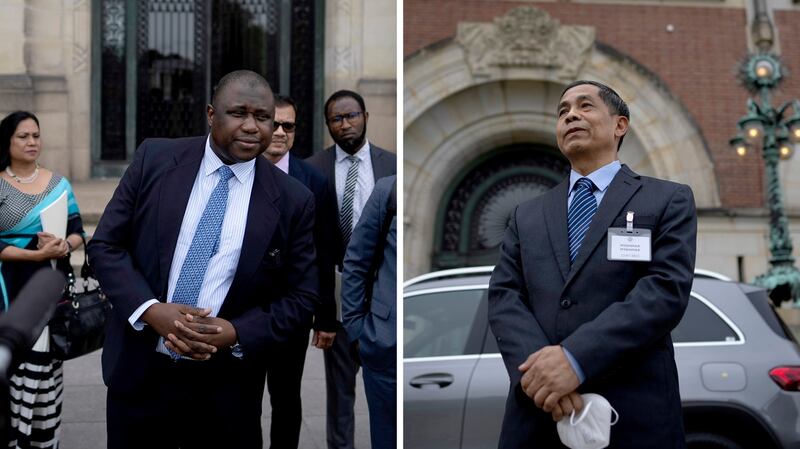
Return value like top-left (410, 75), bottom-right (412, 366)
top-left (0, 111), bottom-right (85, 449)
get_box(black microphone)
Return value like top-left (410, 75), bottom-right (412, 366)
top-left (0, 268), bottom-right (65, 378)
top-left (0, 268), bottom-right (64, 444)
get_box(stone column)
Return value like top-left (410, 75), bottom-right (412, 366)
top-left (324, 0), bottom-right (396, 152)
top-left (0, 0), bottom-right (32, 114)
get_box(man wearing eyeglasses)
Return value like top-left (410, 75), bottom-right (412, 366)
top-left (263, 94), bottom-right (337, 448)
top-left (307, 90), bottom-right (396, 449)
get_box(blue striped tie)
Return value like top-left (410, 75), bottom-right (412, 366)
top-left (165, 165), bottom-right (234, 359)
top-left (568, 177), bottom-right (597, 263)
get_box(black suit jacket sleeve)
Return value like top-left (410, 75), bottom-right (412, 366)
top-left (561, 184), bottom-right (697, 381)
top-left (488, 205), bottom-right (553, 388)
top-left (229, 191), bottom-right (319, 356)
top-left (88, 141), bottom-right (158, 319)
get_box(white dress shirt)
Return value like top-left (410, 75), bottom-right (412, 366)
top-left (129, 136), bottom-right (256, 354)
top-left (274, 151), bottom-right (290, 174)
top-left (334, 140), bottom-right (375, 232)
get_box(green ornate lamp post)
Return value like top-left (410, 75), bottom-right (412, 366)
top-left (730, 53), bottom-right (800, 305)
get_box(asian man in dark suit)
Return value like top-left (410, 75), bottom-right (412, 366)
top-left (263, 94), bottom-right (337, 449)
top-left (87, 70), bottom-right (319, 449)
top-left (306, 90), bottom-right (396, 449)
top-left (488, 80), bottom-right (697, 449)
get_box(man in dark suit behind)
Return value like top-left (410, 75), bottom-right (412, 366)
top-left (306, 90), bottom-right (396, 449)
top-left (341, 175), bottom-right (397, 449)
top-left (488, 80), bottom-right (697, 448)
top-left (88, 70), bottom-right (319, 449)
top-left (262, 94), bottom-right (337, 448)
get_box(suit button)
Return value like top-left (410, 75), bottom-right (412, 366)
top-left (560, 299), bottom-right (572, 309)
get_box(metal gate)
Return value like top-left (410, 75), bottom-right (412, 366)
top-left (93, 0), bottom-right (321, 175)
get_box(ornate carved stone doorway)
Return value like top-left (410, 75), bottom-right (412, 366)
top-left (434, 144), bottom-right (569, 269)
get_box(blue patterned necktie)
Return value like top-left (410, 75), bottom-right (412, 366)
top-left (166, 165), bottom-right (234, 358)
top-left (567, 177), bottom-right (598, 263)
top-left (340, 156), bottom-right (360, 249)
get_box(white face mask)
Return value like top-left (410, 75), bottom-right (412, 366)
top-left (556, 393), bottom-right (619, 449)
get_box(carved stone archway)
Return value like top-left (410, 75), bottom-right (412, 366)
top-left (404, 7), bottom-right (720, 278)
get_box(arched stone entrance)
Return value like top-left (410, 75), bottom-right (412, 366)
top-left (404, 6), bottom-right (721, 278)
top-left (434, 144), bottom-right (569, 269)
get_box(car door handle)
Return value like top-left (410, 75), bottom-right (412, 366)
top-left (409, 373), bottom-right (454, 389)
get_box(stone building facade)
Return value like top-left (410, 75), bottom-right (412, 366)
top-left (0, 0), bottom-right (396, 184)
top-left (404, 0), bottom-right (800, 282)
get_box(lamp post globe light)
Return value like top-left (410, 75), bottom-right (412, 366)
top-left (731, 53), bottom-right (800, 305)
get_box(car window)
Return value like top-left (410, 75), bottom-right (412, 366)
top-left (405, 288), bottom-right (486, 358)
top-left (672, 295), bottom-right (740, 343)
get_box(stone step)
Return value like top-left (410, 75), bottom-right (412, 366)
top-left (71, 179), bottom-right (118, 226)
top-left (69, 179), bottom-right (115, 273)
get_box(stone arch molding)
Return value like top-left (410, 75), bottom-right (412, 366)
top-left (404, 6), bottom-right (720, 277)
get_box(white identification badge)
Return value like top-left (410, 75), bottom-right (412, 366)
top-left (607, 211), bottom-right (652, 262)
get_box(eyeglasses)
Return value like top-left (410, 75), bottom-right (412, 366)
top-left (274, 121), bottom-right (296, 132)
top-left (327, 111), bottom-right (363, 126)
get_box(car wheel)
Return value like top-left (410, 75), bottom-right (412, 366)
top-left (686, 432), bottom-right (743, 449)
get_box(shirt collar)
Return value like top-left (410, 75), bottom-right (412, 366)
top-left (203, 135), bottom-right (256, 183)
top-left (569, 160), bottom-right (622, 194)
top-left (274, 152), bottom-right (290, 174)
top-left (335, 139), bottom-right (371, 163)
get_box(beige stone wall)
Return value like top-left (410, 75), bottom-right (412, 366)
top-left (697, 214), bottom-right (800, 284)
top-left (324, 0), bottom-right (397, 153)
top-left (0, 0), bottom-right (27, 75)
top-left (0, 0), bottom-right (92, 182)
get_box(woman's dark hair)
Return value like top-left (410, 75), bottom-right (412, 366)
top-left (0, 111), bottom-right (40, 171)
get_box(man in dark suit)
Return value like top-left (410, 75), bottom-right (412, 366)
top-left (306, 90), bottom-right (396, 449)
top-left (341, 175), bottom-right (397, 449)
top-left (262, 94), bottom-right (337, 448)
top-left (88, 70), bottom-right (319, 449)
top-left (488, 80), bottom-right (697, 448)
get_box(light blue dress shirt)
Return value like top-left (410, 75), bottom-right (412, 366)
top-left (128, 136), bottom-right (256, 356)
top-left (562, 160), bottom-right (622, 384)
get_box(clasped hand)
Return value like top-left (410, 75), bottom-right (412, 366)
top-left (142, 303), bottom-right (237, 360)
top-left (36, 232), bottom-right (69, 260)
top-left (518, 345), bottom-right (583, 422)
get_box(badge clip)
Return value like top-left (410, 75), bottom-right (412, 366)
top-left (626, 211), bottom-right (634, 233)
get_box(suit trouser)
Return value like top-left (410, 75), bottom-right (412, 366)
top-left (323, 325), bottom-right (359, 449)
top-left (266, 332), bottom-right (310, 449)
top-left (361, 361), bottom-right (396, 449)
top-left (106, 352), bottom-right (264, 449)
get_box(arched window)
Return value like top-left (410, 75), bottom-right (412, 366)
top-left (434, 144), bottom-right (569, 269)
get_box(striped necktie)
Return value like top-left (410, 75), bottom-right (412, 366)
top-left (567, 177), bottom-right (597, 263)
top-left (340, 156), bottom-right (360, 249)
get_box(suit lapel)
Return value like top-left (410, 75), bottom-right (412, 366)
top-left (156, 141), bottom-right (204, 296)
top-left (322, 146), bottom-right (337, 212)
top-left (288, 156), bottom-right (304, 183)
top-left (222, 157), bottom-right (281, 313)
top-left (370, 145), bottom-right (393, 181)
top-left (543, 179), bottom-right (571, 281)
top-left (564, 165), bottom-right (642, 287)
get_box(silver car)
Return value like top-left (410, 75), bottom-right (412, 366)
top-left (404, 267), bottom-right (800, 449)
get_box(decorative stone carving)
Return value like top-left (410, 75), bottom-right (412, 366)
top-left (330, 0), bottom-right (356, 77)
top-left (456, 7), bottom-right (594, 79)
top-left (73, 0), bottom-right (90, 73)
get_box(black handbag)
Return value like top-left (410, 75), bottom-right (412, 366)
top-left (49, 240), bottom-right (112, 360)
